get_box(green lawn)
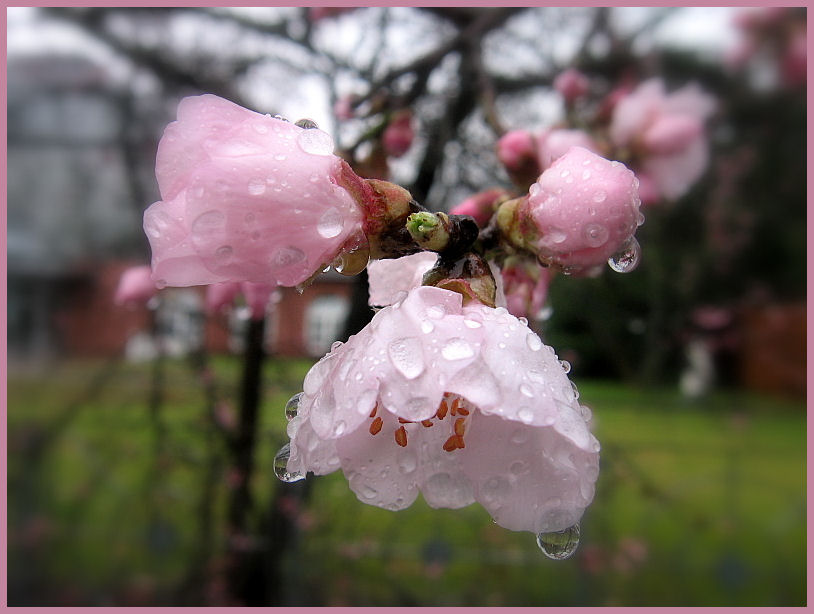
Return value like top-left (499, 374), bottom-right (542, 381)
top-left (7, 356), bottom-right (806, 606)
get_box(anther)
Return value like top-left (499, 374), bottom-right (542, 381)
top-left (395, 426), bottom-right (408, 447)
top-left (369, 416), bottom-right (383, 435)
top-left (437, 400), bottom-right (449, 420)
top-left (443, 436), bottom-right (458, 452)
top-left (370, 405), bottom-right (378, 418)
top-left (454, 417), bottom-right (466, 437)
top-left (421, 419), bottom-right (433, 428)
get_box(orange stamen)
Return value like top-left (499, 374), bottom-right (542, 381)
top-left (454, 417), bottom-right (467, 437)
top-left (398, 417), bottom-right (413, 424)
top-left (451, 398), bottom-right (461, 416)
top-left (456, 407), bottom-right (470, 416)
top-left (369, 416), bottom-right (383, 435)
top-left (421, 419), bottom-right (434, 428)
top-left (443, 436), bottom-right (458, 452)
top-left (454, 435), bottom-right (466, 449)
top-left (370, 405), bottom-right (378, 418)
top-left (395, 426), bottom-right (408, 447)
top-left (437, 400), bottom-right (449, 420)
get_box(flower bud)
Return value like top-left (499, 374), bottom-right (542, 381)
top-left (553, 68), bottom-right (590, 103)
top-left (496, 130), bottom-right (540, 188)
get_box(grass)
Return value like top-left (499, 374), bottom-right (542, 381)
top-left (7, 356), bottom-right (806, 606)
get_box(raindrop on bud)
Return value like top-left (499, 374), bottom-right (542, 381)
top-left (274, 442), bottom-right (305, 483)
top-left (285, 393), bottom-right (303, 421)
top-left (536, 523), bottom-right (580, 560)
top-left (607, 237), bottom-right (641, 273)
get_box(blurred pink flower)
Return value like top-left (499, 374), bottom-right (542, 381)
top-left (143, 94), bottom-right (365, 288)
top-left (308, 7), bottom-right (355, 22)
top-left (553, 68), bottom-right (590, 103)
top-left (382, 111), bottom-right (414, 158)
top-left (537, 128), bottom-right (600, 170)
top-left (501, 262), bottom-right (553, 321)
top-left (333, 96), bottom-right (355, 121)
top-left (609, 79), bottom-right (715, 201)
top-left (286, 285), bottom-right (599, 534)
top-left (114, 265), bottom-right (158, 306)
top-left (449, 188), bottom-right (510, 227)
top-left (520, 147), bottom-right (642, 271)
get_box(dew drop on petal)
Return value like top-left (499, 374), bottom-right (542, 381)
top-left (317, 207), bottom-right (344, 238)
top-left (526, 332), bottom-right (543, 352)
top-left (191, 210), bottom-right (225, 239)
top-left (536, 523), bottom-right (580, 560)
top-left (273, 442), bottom-right (305, 483)
top-left (297, 129), bottom-right (334, 156)
top-left (518, 407), bottom-right (534, 423)
top-left (285, 392), bottom-right (303, 421)
top-left (271, 246), bottom-right (306, 269)
top-left (559, 360), bottom-right (571, 373)
top-left (248, 177), bottom-right (266, 195)
top-left (295, 118), bottom-right (319, 130)
top-left (214, 245), bottom-right (234, 264)
top-left (463, 316), bottom-right (482, 329)
top-left (607, 237), bottom-right (641, 273)
top-left (520, 383), bottom-right (534, 398)
top-left (388, 337), bottom-right (425, 379)
top-left (421, 321), bottom-right (434, 334)
top-left (592, 190), bottom-right (607, 203)
top-left (441, 338), bottom-right (475, 361)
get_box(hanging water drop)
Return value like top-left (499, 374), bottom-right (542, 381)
top-left (285, 392), bottom-right (303, 421)
top-left (536, 523), bottom-right (580, 560)
top-left (297, 129), bottom-right (335, 156)
top-left (273, 442), bottom-right (305, 483)
top-left (317, 207), bottom-right (344, 238)
top-left (607, 237), bottom-right (641, 273)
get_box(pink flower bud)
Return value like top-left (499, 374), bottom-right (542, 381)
top-left (449, 188), bottom-right (509, 228)
top-left (537, 129), bottom-right (600, 170)
top-left (553, 68), bottom-right (590, 103)
top-left (382, 111), bottom-right (414, 158)
top-left (521, 147), bottom-right (642, 271)
top-left (497, 130), bottom-right (541, 187)
top-left (781, 28), bottom-right (807, 88)
top-left (143, 94), bottom-right (365, 289)
top-left (501, 262), bottom-right (552, 321)
top-left (114, 265), bottom-right (158, 306)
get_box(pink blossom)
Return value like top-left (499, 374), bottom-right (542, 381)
top-left (521, 147), bottom-right (642, 271)
top-left (286, 285), bottom-right (599, 534)
top-left (206, 281), bottom-right (277, 320)
top-left (609, 79), bottom-right (715, 201)
top-left (553, 68), bottom-right (590, 103)
top-left (367, 252), bottom-right (438, 307)
top-left (333, 96), bottom-right (355, 121)
top-left (143, 94), bottom-right (365, 288)
top-left (449, 188), bottom-right (509, 228)
top-left (537, 128), bottom-right (600, 170)
top-left (501, 262), bottom-right (552, 321)
top-left (382, 111), bottom-right (414, 158)
top-left (781, 27), bottom-right (807, 87)
top-left (114, 265), bottom-right (158, 306)
top-left (308, 7), bottom-right (355, 22)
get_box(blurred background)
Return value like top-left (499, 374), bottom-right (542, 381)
top-left (6, 6), bottom-right (806, 606)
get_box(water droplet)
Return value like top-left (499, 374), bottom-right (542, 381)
top-left (570, 381), bottom-right (580, 399)
top-left (285, 393), bottom-right (303, 420)
top-left (607, 237), bottom-right (641, 273)
top-left (518, 407), bottom-right (534, 423)
top-left (520, 383), bottom-right (534, 397)
top-left (583, 223), bottom-right (609, 248)
top-left (398, 452), bottom-right (417, 474)
top-left (529, 183), bottom-right (541, 197)
top-left (388, 337), bottom-right (425, 379)
top-left (526, 332), bottom-right (543, 352)
top-left (317, 207), bottom-right (344, 238)
top-left (441, 338), bottom-right (474, 361)
top-left (333, 420), bottom-right (346, 437)
top-left (463, 317), bottom-right (482, 329)
top-left (579, 405), bottom-right (592, 422)
top-left (295, 118), bottom-right (319, 130)
top-left (421, 321), bottom-right (434, 334)
top-left (547, 229), bottom-right (567, 244)
top-left (271, 246), bottom-right (305, 269)
top-left (214, 245), bottom-right (233, 264)
top-left (253, 122), bottom-right (268, 134)
top-left (273, 114), bottom-right (290, 122)
top-left (191, 210), bottom-right (225, 238)
top-left (559, 360), bottom-right (571, 373)
top-left (559, 169), bottom-right (570, 178)
top-left (581, 169), bottom-right (592, 180)
top-left (636, 211), bottom-right (646, 227)
top-left (536, 523), bottom-right (580, 560)
top-left (297, 129), bottom-right (334, 156)
top-left (592, 190), bottom-right (606, 203)
top-left (518, 316), bottom-right (528, 326)
top-left (248, 178), bottom-right (266, 195)
top-left (274, 442), bottom-right (305, 483)
top-left (426, 305), bottom-right (446, 320)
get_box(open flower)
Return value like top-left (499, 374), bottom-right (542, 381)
top-left (143, 94), bottom-right (365, 288)
top-left (285, 285), bottom-right (599, 534)
top-left (367, 251), bottom-right (438, 307)
top-left (537, 128), bottom-right (600, 170)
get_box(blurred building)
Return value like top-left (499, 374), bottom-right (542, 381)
top-left (7, 53), bottom-right (354, 362)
